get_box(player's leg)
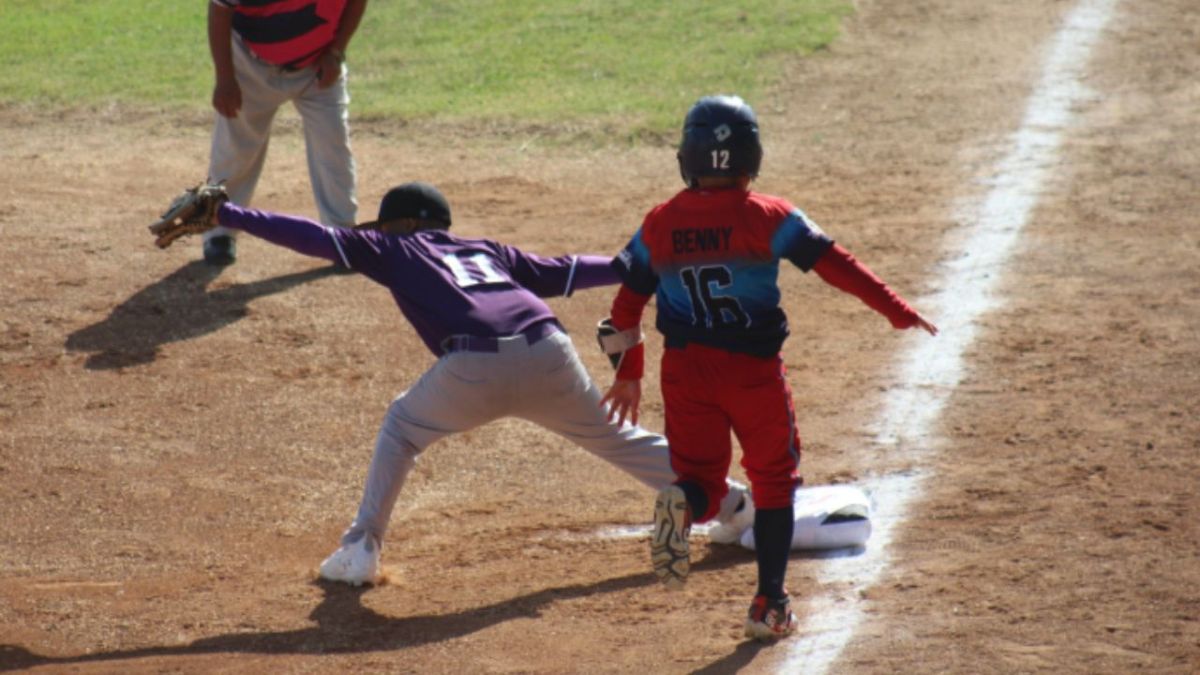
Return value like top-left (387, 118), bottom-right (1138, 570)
top-left (515, 334), bottom-right (750, 536)
top-left (726, 353), bottom-right (802, 511)
top-left (320, 353), bottom-right (508, 585)
top-left (293, 63), bottom-right (357, 228)
top-left (651, 345), bottom-right (738, 589)
top-left (725, 352), bottom-right (800, 640)
top-left (342, 352), bottom-right (506, 540)
top-left (516, 332), bottom-right (677, 489)
top-left (204, 38), bottom-right (287, 263)
top-left (661, 345), bottom-right (738, 523)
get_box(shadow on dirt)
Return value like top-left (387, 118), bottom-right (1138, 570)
top-left (0, 547), bottom-right (777, 671)
top-left (692, 640), bottom-right (772, 674)
top-left (64, 260), bottom-right (342, 370)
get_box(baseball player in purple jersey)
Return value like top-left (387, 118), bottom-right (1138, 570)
top-left (202, 181), bottom-right (752, 584)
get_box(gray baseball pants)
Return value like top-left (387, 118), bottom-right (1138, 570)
top-left (206, 35), bottom-right (357, 242)
top-left (341, 331), bottom-right (741, 546)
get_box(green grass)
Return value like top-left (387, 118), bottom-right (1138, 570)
top-left (0, 2), bottom-right (211, 104)
top-left (0, 0), bottom-right (850, 137)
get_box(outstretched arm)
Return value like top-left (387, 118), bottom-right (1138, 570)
top-left (568, 255), bottom-right (622, 292)
top-left (503, 249), bottom-right (621, 297)
top-left (812, 243), bottom-right (938, 335)
top-left (217, 203), bottom-right (343, 262)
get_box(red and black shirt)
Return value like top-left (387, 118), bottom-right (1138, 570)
top-left (214, 0), bottom-right (348, 69)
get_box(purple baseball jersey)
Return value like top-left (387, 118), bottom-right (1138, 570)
top-left (218, 203), bottom-right (619, 355)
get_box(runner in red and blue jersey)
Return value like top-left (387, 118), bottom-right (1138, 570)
top-left (600, 95), bottom-right (937, 642)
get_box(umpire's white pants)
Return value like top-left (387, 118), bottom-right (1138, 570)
top-left (206, 36), bottom-right (357, 243)
top-left (344, 331), bottom-right (739, 545)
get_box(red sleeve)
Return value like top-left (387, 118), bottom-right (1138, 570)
top-left (813, 244), bottom-right (920, 329)
top-left (609, 284), bottom-right (652, 380)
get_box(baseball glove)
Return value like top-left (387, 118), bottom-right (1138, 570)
top-left (148, 182), bottom-right (229, 249)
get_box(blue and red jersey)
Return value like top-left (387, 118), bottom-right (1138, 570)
top-left (609, 187), bottom-right (924, 513)
top-left (614, 188), bottom-right (834, 359)
top-left (213, 0), bottom-right (347, 69)
top-left (610, 187), bottom-right (922, 379)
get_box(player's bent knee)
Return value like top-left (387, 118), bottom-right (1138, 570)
top-left (379, 399), bottom-right (430, 457)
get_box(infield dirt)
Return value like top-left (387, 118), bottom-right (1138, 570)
top-left (1, 0), bottom-right (1197, 673)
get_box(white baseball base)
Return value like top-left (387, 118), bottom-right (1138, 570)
top-left (739, 484), bottom-right (872, 551)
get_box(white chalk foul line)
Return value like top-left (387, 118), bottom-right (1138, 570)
top-left (783, 0), bottom-right (1118, 672)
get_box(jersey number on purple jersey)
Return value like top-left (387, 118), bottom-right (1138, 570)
top-left (442, 253), bottom-right (506, 288)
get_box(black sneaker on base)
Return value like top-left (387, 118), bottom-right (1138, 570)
top-left (203, 235), bottom-right (236, 266)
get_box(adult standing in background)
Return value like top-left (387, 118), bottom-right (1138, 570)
top-left (203, 0), bottom-right (368, 266)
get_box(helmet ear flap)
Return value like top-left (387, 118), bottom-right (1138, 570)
top-left (677, 150), bottom-right (697, 189)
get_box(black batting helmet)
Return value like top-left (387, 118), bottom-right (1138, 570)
top-left (676, 95), bottom-right (762, 188)
top-left (377, 181), bottom-right (452, 228)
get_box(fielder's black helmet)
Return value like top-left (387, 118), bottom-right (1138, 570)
top-left (377, 181), bottom-right (452, 228)
top-left (676, 95), bottom-right (763, 188)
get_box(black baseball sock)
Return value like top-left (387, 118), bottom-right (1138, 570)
top-left (677, 480), bottom-right (708, 523)
top-left (754, 505), bottom-right (795, 599)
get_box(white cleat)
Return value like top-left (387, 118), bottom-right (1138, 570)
top-left (319, 533), bottom-right (380, 586)
top-left (651, 485), bottom-right (691, 590)
top-left (709, 489), bottom-right (755, 546)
